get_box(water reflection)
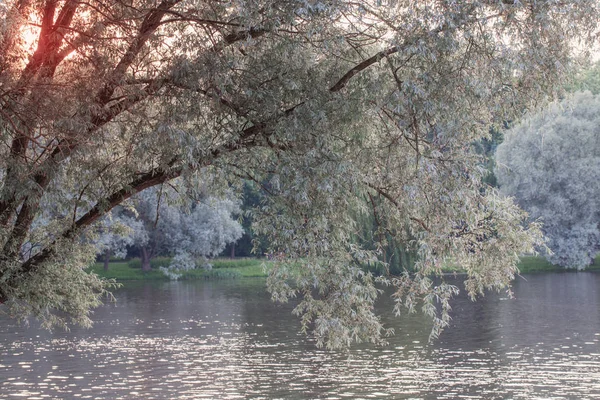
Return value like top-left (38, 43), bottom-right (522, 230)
top-left (1, 274), bottom-right (600, 399)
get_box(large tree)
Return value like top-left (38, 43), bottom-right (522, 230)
top-left (94, 209), bottom-right (147, 271)
top-left (132, 185), bottom-right (243, 273)
top-left (496, 91), bottom-right (600, 269)
top-left (0, 0), bottom-right (597, 345)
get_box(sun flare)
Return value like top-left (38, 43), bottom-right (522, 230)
top-left (19, 13), bottom-right (40, 52)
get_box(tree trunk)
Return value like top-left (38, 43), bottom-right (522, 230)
top-left (103, 250), bottom-right (111, 271)
top-left (230, 243), bottom-right (235, 259)
top-left (141, 246), bottom-right (152, 272)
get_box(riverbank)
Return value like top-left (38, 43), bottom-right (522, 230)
top-left (88, 258), bottom-right (268, 280)
top-left (516, 255), bottom-right (600, 273)
top-left (89, 255), bottom-right (600, 281)
top-left (440, 255), bottom-right (600, 274)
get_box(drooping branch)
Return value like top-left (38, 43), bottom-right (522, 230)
top-left (7, 164), bottom-right (181, 294)
top-left (329, 14), bottom-right (492, 94)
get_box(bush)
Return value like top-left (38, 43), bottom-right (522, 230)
top-left (496, 91), bottom-right (600, 269)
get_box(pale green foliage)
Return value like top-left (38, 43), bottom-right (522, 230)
top-left (496, 91), bottom-right (600, 269)
top-left (3, 238), bottom-right (116, 329)
top-left (132, 184), bottom-right (243, 277)
top-left (94, 211), bottom-right (148, 259)
top-left (0, 0), bottom-right (598, 346)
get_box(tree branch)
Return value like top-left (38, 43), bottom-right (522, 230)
top-left (365, 181), bottom-right (431, 232)
top-left (330, 46), bottom-right (399, 92)
top-left (211, 27), bottom-right (268, 52)
top-left (12, 116), bottom-right (279, 281)
top-left (96, 0), bottom-right (181, 105)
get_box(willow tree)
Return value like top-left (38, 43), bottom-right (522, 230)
top-left (496, 91), bottom-right (600, 269)
top-left (0, 0), bottom-right (597, 346)
top-left (132, 185), bottom-right (243, 273)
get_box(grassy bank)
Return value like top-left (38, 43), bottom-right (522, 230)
top-left (516, 256), bottom-right (561, 273)
top-left (517, 254), bottom-right (600, 273)
top-left (437, 255), bottom-right (600, 274)
top-left (88, 258), bottom-right (269, 281)
top-left (90, 254), bottom-right (600, 281)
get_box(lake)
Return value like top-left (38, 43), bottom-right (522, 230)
top-left (1, 273), bottom-right (600, 399)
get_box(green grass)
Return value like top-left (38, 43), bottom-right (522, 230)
top-left (211, 258), bottom-right (265, 270)
top-left (127, 257), bottom-right (172, 270)
top-left (436, 254), bottom-right (600, 274)
top-left (222, 262), bottom-right (269, 277)
top-left (89, 258), bottom-right (270, 281)
top-left (516, 255), bottom-right (561, 273)
top-left (90, 254), bottom-right (600, 281)
top-left (517, 254), bottom-right (600, 273)
top-left (88, 262), bottom-right (170, 280)
top-left (440, 264), bottom-right (462, 273)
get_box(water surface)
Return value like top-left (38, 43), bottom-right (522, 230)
top-left (1, 273), bottom-right (599, 399)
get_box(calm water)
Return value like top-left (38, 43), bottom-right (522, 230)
top-left (1, 273), bottom-right (600, 399)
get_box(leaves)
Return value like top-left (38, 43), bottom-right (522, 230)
top-left (496, 91), bottom-right (600, 269)
top-left (0, 0), bottom-right (597, 346)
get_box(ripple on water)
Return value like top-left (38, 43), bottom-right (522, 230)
top-left (2, 276), bottom-right (600, 399)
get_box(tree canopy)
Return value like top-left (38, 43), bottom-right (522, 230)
top-left (496, 91), bottom-right (600, 269)
top-left (0, 0), bottom-right (598, 346)
top-left (132, 184), bottom-right (243, 274)
top-left (94, 207), bottom-right (147, 269)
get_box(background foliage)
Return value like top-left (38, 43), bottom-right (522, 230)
top-left (0, 0), bottom-right (598, 346)
top-left (496, 91), bottom-right (600, 269)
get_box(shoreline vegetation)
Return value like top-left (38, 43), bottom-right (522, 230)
top-left (88, 258), bottom-right (268, 281)
top-left (89, 255), bottom-right (600, 281)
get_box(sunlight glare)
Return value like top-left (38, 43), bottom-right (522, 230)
top-left (20, 12), bottom-right (40, 53)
